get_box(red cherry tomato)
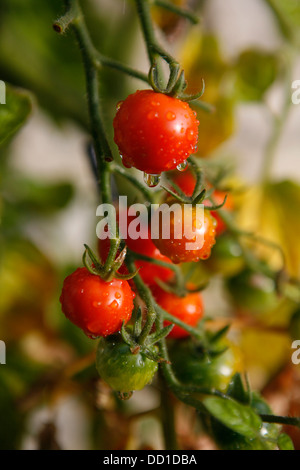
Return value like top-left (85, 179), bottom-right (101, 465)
top-left (151, 199), bottom-right (217, 263)
top-left (167, 167), bottom-right (197, 197)
top-left (113, 90), bottom-right (199, 174)
top-left (152, 285), bottom-right (204, 339)
top-left (168, 169), bottom-right (234, 236)
top-left (59, 267), bottom-right (135, 338)
top-left (98, 210), bottom-right (174, 286)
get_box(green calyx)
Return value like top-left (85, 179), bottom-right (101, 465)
top-left (82, 243), bottom-right (138, 282)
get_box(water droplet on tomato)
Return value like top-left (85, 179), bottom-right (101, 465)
top-left (110, 299), bottom-right (119, 309)
top-left (186, 129), bottom-right (195, 141)
top-left (115, 292), bottom-right (121, 299)
top-left (143, 173), bottom-right (161, 187)
top-left (166, 111), bottom-right (176, 121)
top-left (147, 111), bottom-right (159, 120)
top-left (120, 155), bottom-right (132, 168)
top-left (116, 100), bottom-right (123, 111)
top-left (87, 333), bottom-right (99, 340)
top-left (177, 160), bottom-right (188, 172)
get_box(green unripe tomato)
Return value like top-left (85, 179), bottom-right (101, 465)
top-left (206, 235), bottom-right (245, 278)
top-left (169, 339), bottom-right (243, 392)
top-left (96, 335), bottom-right (158, 393)
top-left (226, 268), bottom-right (280, 315)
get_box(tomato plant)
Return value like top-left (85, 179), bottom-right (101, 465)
top-left (1, 0), bottom-right (300, 453)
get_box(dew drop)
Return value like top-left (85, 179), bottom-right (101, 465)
top-left (110, 299), bottom-right (119, 309)
top-left (147, 111), bottom-right (159, 120)
top-left (143, 173), bottom-right (161, 187)
top-left (120, 155), bottom-right (132, 169)
top-left (87, 334), bottom-right (99, 340)
top-left (166, 111), bottom-right (176, 121)
top-left (116, 100), bottom-right (123, 111)
top-left (115, 292), bottom-right (121, 299)
top-left (177, 160), bottom-right (188, 172)
top-left (187, 129), bottom-right (195, 141)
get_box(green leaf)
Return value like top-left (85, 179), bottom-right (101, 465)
top-left (264, 0), bottom-right (300, 43)
top-left (227, 373), bottom-right (251, 405)
top-left (236, 180), bottom-right (300, 285)
top-left (203, 396), bottom-right (263, 438)
top-left (9, 179), bottom-right (74, 214)
top-left (0, 84), bottom-right (32, 145)
top-left (277, 433), bottom-right (295, 450)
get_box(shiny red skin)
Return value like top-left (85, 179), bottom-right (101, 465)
top-left (113, 90), bottom-right (199, 174)
top-left (168, 168), bottom-right (196, 197)
top-left (60, 268), bottom-right (135, 338)
top-left (152, 200), bottom-right (217, 264)
top-left (152, 285), bottom-right (204, 339)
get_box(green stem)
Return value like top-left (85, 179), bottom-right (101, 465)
top-left (53, 0), bottom-right (77, 33)
top-left (135, 0), bottom-right (159, 63)
top-left (93, 52), bottom-right (149, 84)
top-left (110, 163), bottom-right (157, 203)
top-left (134, 0), bottom-right (180, 89)
top-left (261, 48), bottom-right (294, 183)
top-left (67, 0), bottom-right (112, 164)
top-left (64, 0), bottom-right (122, 271)
top-left (126, 257), bottom-right (158, 345)
top-left (153, 0), bottom-right (199, 25)
top-left (159, 373), bottom-right (179, 450)
top-left (155, 304), bottom-right (204, 341)
top-left (260, 414), bottom-right (300, 428)
top-left (128, 251), bottom-right (186, 289)
top-left (56, 1), bottom-right (149, 84)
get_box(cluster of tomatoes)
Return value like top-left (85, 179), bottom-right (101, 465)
top-left (60, 89), bottom-right (235, 394)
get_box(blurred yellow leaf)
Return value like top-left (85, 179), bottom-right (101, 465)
top-left (181, 34), bottom-right (227, 102)
top-left (180, 34), bottom-right (235, 156)
top-left (194, 96), bottom-right (235, 157)
top-left (235, 181), bottom-right (300, 278)
top-left (240, 328), bottom-right (291, 389)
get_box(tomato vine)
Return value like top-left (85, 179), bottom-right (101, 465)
top-left (53, 0), bottom-right (300, 450)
